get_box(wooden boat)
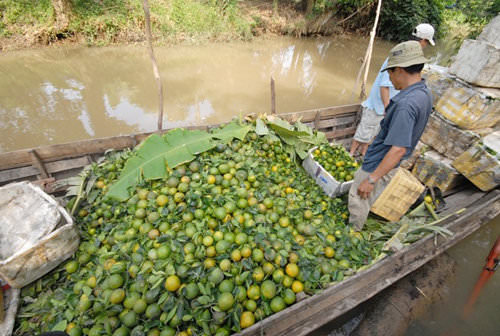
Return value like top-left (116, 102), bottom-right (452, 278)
top-left (1, 104), bottom-right (499, 336)
top-left (0, 104), bottom-right (360, 190)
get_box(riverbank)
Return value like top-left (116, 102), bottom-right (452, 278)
top-left (0, 0), bottom-right (370, 51)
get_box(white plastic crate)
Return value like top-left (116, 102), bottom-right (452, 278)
top-left (302, 147), bottom-right (354, 198)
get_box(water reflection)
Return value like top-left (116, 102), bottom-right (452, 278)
top-left (301, 51), bottom-right (315, 96)
top-left (272, 45), bottom-right (296, 76)
top-left (103, 95), bottom-right (155, 131)
top-left (316, 41), bottom-right (332, 60)
top-left (0, 36), bottom-right (394, 152)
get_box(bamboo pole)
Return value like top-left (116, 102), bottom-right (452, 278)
top-left (142, 0), bottom-right (164, 131)
top-left (360, 0), bottom-right (383, 100)
top-left (351, 44), bottom-right (369, 102)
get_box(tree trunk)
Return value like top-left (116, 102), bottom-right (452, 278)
top-left (52, 0), bottom-right (72, 30)
top-left (305, 0), bottom-right (315, 16)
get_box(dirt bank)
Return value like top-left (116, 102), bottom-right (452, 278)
top-left (0, 0), bottom-right (372, 51)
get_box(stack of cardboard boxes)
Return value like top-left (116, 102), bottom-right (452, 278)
top-left (410, 16), bottom-right (500, 192)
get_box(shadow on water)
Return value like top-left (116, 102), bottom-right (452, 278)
top-left (406, 215), bottom-right (500, 336)
top-left (0, 36), bottom-right (394, 152)
top-left (311, 216), bottom-right (500, 336)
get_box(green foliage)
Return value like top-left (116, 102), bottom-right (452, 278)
top-left (453, 0), bottom-right (499, 37)
top-left (166, 0), bottom-right (246, 36)
top-left (1, 0), bottom-right (497, 48)
top-left (106, 116), bottom-right (327, 201)
top-left (435, 0), bottom-right (498, 65)
top-left (106, 121), bottom-right (251, 200)
top-left (0, 0), bottom-right (52, 25)
top-left (329, 0), bottom-right (372, 15)
top-left (441, 0), bottom-right (498, 39)
top-left (379, 0), bottom-right (443, 42)
top-left (1, 0), bottom-right (252, 46)
top-left (0, 0), bottom-right (52, 37)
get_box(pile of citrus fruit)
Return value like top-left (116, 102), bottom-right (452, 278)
top-left (16, 121), bottom-right (377, 336)
top-left (312, 144), bottom-right (359, 182)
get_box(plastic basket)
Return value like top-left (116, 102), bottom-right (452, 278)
top-left (302, 146), bottom-right (354, 198)
top-left (371, 168), bottom-right (425, 222)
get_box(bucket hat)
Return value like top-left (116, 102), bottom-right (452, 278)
top-left (382, 41), bottom-right (429, 71)
top-left (412, 23), bottom-right (435, 46)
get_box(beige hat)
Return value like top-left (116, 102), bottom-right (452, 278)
top-left (412, 23), bottom-right (435, 46)
top-left (382, 41), bottom-right (429, 71)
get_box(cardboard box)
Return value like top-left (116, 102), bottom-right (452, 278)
top-left (0, 182), bottom-right (79, 288)
top-left (478, 15), bottom-right (500, 46)
top-left (412, 150), bottom-right (464, 192)
top-left (449, 39), bottom-right (500, 88)
top-left (452, 131), bottom-right (500, 191)
top-left (423, 64), bottom-right (469, 103)
top-left (400, 141), bottom-right (426, 170)
top-left (436, 87), bottom-right (500, 130)
top-left (420, 113), bottom-right (480, 160)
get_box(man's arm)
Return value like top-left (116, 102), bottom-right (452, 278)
top-left (380, 86), bottom-right (390, 108)
top-left (357, 145), bottom-right (406, 199)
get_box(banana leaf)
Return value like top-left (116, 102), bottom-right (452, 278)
top-left (106, 134), bottom-right (169, 200)
top-left (255, 118), bottom-right (269, 135)
top-left (163, 128), bottom-right (216, 168)
top-left (106, 121), bottom-right (251, 201)
top-left (294, 120), bottom-right (312, 136)
top-left (266, 115), bottom-right (310, 138)
top-left (211, 120), bottom-right (251, 142)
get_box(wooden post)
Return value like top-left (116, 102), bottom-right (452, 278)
top-left (142, 0), bottom-right (164, 131)
top-left (29, 149), bottom-right (50, 179)
top-left (360, 0), bottom-right (383, 100)
top-left (271, 76), bottom-right (276, 114)
top-left (314, 111), bottom-right (321, 129)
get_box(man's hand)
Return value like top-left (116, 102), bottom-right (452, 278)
top-left (357, 178), bottom-right (375, 199)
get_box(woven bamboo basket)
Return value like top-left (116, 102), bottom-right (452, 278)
top-left (371, 168), bottom-right (425, 222)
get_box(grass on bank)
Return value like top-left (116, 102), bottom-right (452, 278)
top-left (0, 0), bottom-right (254, 47)
top-left (0, 0), bottom-right (497, 51)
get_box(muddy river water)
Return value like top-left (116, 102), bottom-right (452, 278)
top-left (0, 35), bottom-right (393, 153)
top-left (406, 215), bottom-right (500, 336)
top-left (0, 36), bottom-right (497, 335)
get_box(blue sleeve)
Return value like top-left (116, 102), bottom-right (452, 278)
top-left (383, 102), bottom-right (416, 148)
top-left (379, 70), bottom-right (394, 88)
top-left (378, 58), bottom-right (394, 88)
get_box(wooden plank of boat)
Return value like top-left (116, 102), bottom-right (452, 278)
top-left (0, 156), bottom-right (92, 184)
top-left (0, 104), bottom-right (361, 186)
top-left (280, 104), bottom-right (360, 123)
top-left (237, 189), bottom-right (500, 336)
top-left (0, 136), bottom-right (137, 171)
top-left (315, 114), bottom-right (357, 129)
top-left (325, 126), bottom-right (357, 140)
